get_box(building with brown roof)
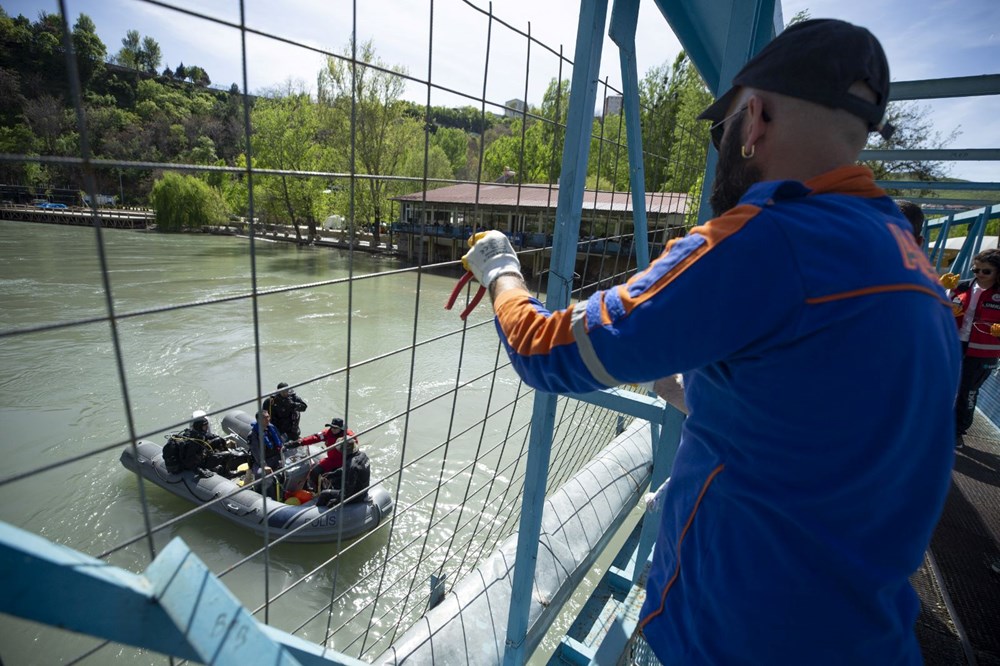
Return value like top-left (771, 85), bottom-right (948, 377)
top-left (390, 182), bottom-right (690, 272)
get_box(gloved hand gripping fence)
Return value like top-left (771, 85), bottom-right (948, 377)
top-left (445, 231), bottom-right (522, 320)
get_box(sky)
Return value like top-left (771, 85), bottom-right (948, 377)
top-left (3, 0), bottom-right (998, 182)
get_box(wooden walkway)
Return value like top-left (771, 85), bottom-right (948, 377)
top-left (0, 205), bottom-right (153, 229)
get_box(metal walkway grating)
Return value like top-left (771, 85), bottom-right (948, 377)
top-left (916, 409), bottom-right (1000, 665)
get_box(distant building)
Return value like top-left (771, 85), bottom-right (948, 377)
top-left (603, 95), bottom-right (623, 118)
top-left (391, 182), bottom-right (690, 272)
top-left (392, 182), bottom-right (687, 237)
top-left (504, 98), bottom-right (526, 118)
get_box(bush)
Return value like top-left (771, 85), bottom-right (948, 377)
top-left (149, 171), bottom-right (228, 231)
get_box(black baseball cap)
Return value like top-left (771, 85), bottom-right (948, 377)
top-left (277, 382), bottom-right (289, 389)
top-left (698, 19), bottom-right (894, 140)
top-left (326, 417), bottom-right (344, 429)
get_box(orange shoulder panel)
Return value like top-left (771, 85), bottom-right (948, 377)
top-left (610, 205), bottom-right (761, 322)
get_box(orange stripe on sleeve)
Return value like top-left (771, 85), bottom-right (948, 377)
top-left (805, 283), bottom-right (952, 306)
top-left (638, 464), bottom-right (725, 631)
top-left (617, 205), bottom-right (761, 315)
top-left (494, 288), bottom-right (576, 355)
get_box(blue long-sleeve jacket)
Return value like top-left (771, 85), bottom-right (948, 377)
top-left (492, 166), bottom-right (960, 663)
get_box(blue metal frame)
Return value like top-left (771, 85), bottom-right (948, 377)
top-left (0, 521), bottom-right (367, 666)
top-left (609, 0), bottom-right (650, 270)
top-left (502, 2), bottom-right (611, 663)
top-left (696, 0), bottom-right (777, 224)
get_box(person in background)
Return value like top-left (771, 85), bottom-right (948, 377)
top-left (162, 410), bottom-right (246, 478)
top-left (943, 248), bottom-right (1000, 449)
top-left (292, 417), bottom-right (357, 493)
top-left (897, 199), bottom-right (925, 246)
top-left (247, 410), bottom-right (286, 499)
top-left (459, 19), bottom-right (959, 663)
top-left (262, 382), bottom-right (307, 441)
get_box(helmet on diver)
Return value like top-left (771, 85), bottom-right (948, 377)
top-left (191, 410), bottom-right (209, 428)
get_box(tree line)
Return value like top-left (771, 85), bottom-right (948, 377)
top-left (0, 8), bottom-right (952, 241)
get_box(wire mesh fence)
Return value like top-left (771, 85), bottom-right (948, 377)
top-left (0, 0), bottom-right (707, 662)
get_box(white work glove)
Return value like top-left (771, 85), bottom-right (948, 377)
top-left (461, 230), bottom-right (522, 290)
top-left (644, 478), bottom-right (670, 513)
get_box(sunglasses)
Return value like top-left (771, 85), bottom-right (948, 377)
top-left (708, 104), bottom-right (771, 150)
top-left (972, 268), bottom-right (994, 275)
top-left (709, 105), bottom-right (746, 150)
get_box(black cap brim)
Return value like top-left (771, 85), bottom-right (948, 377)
top-left (697, 86), bottom-right (741, 124)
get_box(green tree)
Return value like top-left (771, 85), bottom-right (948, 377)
top-left (139, 36), bottom-right (161, 74)
top-left (116, 29), bottom-right (141, 70)
top-left (318, 38), bottom-right (411, 246)
top-left (71, 14), bottom-right (106, 86)
top-left (150, 171), bottom-right (228, 231)
top-left (250, 86), bottom-right (329, 242)
top-left (431, 126), bottom-right (469, 176)
top-left (864, 102), bottom-right (959, 195)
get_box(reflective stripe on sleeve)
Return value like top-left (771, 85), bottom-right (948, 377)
top-left (968, 341), bottom-right (1000, 352)
top-left (570, 301), bottom-right (620, 387)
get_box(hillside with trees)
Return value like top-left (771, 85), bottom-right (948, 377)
top-left (0, 7), bottom-right (958, 235)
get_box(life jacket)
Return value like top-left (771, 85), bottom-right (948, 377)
top-left (953, 281), bottom-right (1000, 358)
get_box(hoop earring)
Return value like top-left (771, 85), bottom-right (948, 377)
top-left (741, 144), bottom-right (755, 159)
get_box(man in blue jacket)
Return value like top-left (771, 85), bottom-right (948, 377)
top-left (461, 19), bottom-right (959, 664)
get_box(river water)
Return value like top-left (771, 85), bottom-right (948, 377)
top-left (0, 219), bottom-right (625, 664)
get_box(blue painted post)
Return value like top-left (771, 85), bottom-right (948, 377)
top-left (633, 404), bottom-right (685, 583)
top-left (145, 538), bottom-right (305, 666)
top-left (609, 0), bottom-right (650, 270)
top-left (502, 1), bottom-right (610, 664)
top-left (697, 0), bottom-right (777, 225)
top-left (934, 215), bottom-right (955, 272)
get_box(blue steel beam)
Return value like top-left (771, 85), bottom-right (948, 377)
top-left (145, 538), bottom-right (304, 666)
top-left (889, 74), bottom-right (1000, 101)
top-left (609, 0), bottom-right (650, 269)
top-left (876, 180), bottom-right (1000, 191)
top-left (862, 148), bottom-right (1000, 161)
top-left (503, 1), bottom-right (611, 664)
top-left (0, 522), bottom-right (367, 666)
top-left (905, 197), bottom-right (995, 207)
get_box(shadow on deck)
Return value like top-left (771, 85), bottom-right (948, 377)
top-left (915, 410), bottom-right (1000, 665)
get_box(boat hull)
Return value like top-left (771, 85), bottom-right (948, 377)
top-left (120, 439), bottom-right (393, 544)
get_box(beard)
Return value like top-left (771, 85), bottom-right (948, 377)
top-left (708, 112), bottom-right (763, 217)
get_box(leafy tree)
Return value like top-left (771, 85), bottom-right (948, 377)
top-left (116, 29), bottom-right (141, 70)
top-left (186, 65), bottom-right (210, 86)
top-left (318, 38), bottom-right (411, 246)
top-left (431, 126), bottom-right (469, 176)
top-left (140, 36), bottom-right (161, 74)
top-left (588, 112), bottom-right (630, 192)
top-left (663, 53), bottom-right (712, 195)
top-left (150, 171), bottom-right (228, 231)
top-left (250, 86), bottom-right (329, 242)
top-left (71, 14), bottom-right (106, 85)
top-left (863, 102), bottom-right (959, 195)
top-left (174, 62), bottom-right (187, 80)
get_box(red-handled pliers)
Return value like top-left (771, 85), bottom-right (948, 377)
top-left (445, 271), bottom-right (487, 320)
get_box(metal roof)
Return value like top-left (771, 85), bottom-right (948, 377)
top-left (392, 183), bottom-right (689, 215)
